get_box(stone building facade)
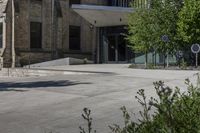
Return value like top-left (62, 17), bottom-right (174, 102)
top-left (0, 0), bottom-right (137, 67)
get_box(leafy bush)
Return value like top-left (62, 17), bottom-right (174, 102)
top-left (180, 59), bottom-right (187, 70)
top-left (128, 64), bottom-right (138, 68)
top-left (128, 64), bottom-right (156, 69)
top-left (81, 75), bottom-right (200, 133)
top-left (80, 108), bottom-right (96, 133)
top-left (146, 63), bottom-right (157, 69)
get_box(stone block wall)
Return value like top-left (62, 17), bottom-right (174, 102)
top-left (3, 0), bottom-right (12, 67)
top-left (15, 0), bottom-right (29, 50)
top-left (3, 0), bottom-right (109, 67)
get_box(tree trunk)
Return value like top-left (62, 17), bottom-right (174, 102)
top-left (164, 54), bottom-right (166, 68)
top-left (145, 52), bottom-right (148, 68)
top-left (154, 51), bottom-right (157, 66)
top-left (152, 52), bottom-right (154, 65)
top-left (166, 53), bottom-right (169, 68)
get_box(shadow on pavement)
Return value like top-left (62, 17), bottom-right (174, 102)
top-left (0, 89), bottom-right (28, 92)
top-left (0, 80), bottom-right (92, 91)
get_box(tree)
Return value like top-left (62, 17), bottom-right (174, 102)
top-left (127, 0), bottom-right (182, 68)
top-left (127, 7), bottom-right (155, 67)
top-left (177, 0), bottom-right (200, 47)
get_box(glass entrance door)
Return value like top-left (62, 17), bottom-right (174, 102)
top-left (118, 35), bottom-right (126, 61)
top-left (99, 26), bottom-right (129, 63)
top-left (107, 35), bottom-right (126, 62)
top-left (108, 36), bottom-right (116, 61)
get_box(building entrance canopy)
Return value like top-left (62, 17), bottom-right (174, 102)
top-left (72, 4), bottom-right (133, 27)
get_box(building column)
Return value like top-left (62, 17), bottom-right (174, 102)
top-left (103, 33), bottom-right (108, 63)
top-left (95, 27), bottom-right (100, 63)
top-left (11, 0), bottom-right (15, 68)
top-left (1, 14), bottom-right (6, 50)
top-left (0, 15), bottom-right (6, 68)
top-left (51, 0), bottom-right (55, 59)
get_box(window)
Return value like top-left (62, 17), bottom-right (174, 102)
top-left (0, 23), bottom-right (2, 48)
top-left (30, 0), bottom-right (42, 19)
top-left (69, 0), bottom-right (80, 6)
top-left (30, 22), bottom-right (42, 49)
top-left (108, 0), bottom-right (132, 7)
top-left (31, 0), bottom-right (42, 2)
top-left (69, 26), bottom-right (80, 50)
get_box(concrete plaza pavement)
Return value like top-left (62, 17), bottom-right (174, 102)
top-left (0, 64), bottom-right (199, 133)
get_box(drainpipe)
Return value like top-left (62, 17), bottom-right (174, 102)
top-left (11, 0), bottom-right (15, 68)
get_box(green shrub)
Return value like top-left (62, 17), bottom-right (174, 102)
top-left (180, 59), bottom-right (187, 70)
top-left (80, 108), bottom-right (96, 133)
top-left (146, 63), bottom-right (157, 69)
top-left (81, 75), bottom-right (200, 133)
top-left (128, 64), bottom-right (138, 68)
top-left (128, 64), bottom-right (156, 69)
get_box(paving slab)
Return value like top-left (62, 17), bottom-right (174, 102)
top-left (0, 64), bottom-right (198, 133)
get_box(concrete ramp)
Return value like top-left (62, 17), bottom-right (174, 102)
top-left (27, 57), bottom-right (93, 68)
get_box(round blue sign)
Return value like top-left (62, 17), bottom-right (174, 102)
top-left (191, 44), bottom-right (200, 54)
top-left (176, 51), bottom-right (183, 58)
top-left (161, 35), bottom-right (170, 43)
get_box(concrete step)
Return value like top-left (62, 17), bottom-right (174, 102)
top-left (27, 57), bottom-right (93, 68)
top-left (0, 68), bottom-right (93, 77)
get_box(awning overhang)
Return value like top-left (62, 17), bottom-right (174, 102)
top-left (71, 4), bottom-right (134, 27)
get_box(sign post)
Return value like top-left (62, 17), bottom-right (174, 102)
top-left (191, 43), bottom-right (200, 68)
top-left (196, 53), bottom-right (198, 67)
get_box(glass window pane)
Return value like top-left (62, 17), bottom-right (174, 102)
top-left (69, 0), bottom-right (80, 6)
top-left (108, 0), bottom-right (132, 7)
top-left (69, 26), bottom-right (81, 50)
top-left (30, 22), bottom-right (42, 49)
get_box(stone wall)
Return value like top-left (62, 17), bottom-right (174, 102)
top-left (15, 0), bottom-right (29, 50)
top-left (17, 51), bottom-right (52, 66)
top-left (3, 0), bottom-right (12, 67)
top-left (3, 0), bottom-right (108, 67)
